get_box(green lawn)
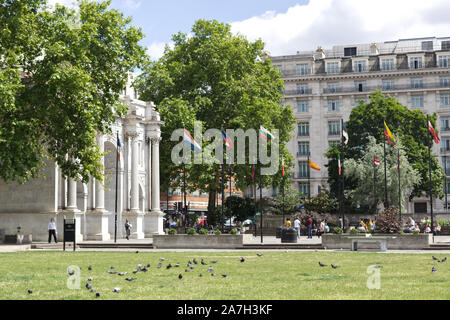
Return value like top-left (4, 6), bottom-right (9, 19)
top-left (0, 250), bottom-right (449, 300)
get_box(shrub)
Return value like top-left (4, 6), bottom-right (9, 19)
top-left (350, 228), bottom-right (360, 235)
top-left (214, 229), bottom-right (222, 235)
top-left (366, 229), bottom-right (375, 234)
top-left (438, 219), bottom-right (450, 227)
top-left (186, 228), bottom-right (196, 235)
top-left (230, 228), bottom-right (238, 235)
top-left (198, 228), bottom-right (208, 235)
top-left (413, 230), bottom-right (420, 235)
top-left (168, 229), bottom-right (177, 235)
top-left (333, 227), bottom-right (343, 235)
top-left (374, 207), bottom-right (401, 234)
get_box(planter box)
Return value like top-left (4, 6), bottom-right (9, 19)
top-left (153, 234), bottom-right (251, 249)
top-left (322, 233), bottom-right (433, 251)
top-left (3, 234), bottom-right (32, 245)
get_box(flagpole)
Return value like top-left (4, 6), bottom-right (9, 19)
top-left (229, 164), bottom-right (232, 230)
top-left (427, 115), bottom-right (435, 241)
top-left (444, 155), bottom-right (448, 214)
top-left (308, 154), bottom-right (311, 200)
top-left (384, 125), bottom-right (388, 208)
top-left (340, 119), bottom-right (345, 232)
top-left (221, 164), bottom-right (225, 234)
top-left (114, 131), bottom-right (119, 243)
top-left (398, 148), bottom-right (401, 218)
top-left (373, 158), bottom-right (377, 213)
top-left (183, 163), bottom-right (187, 232)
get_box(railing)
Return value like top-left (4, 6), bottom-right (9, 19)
top-left (320, 82), bottom-right (450, 95)
top-left (283, 89), bottom-right (313, 96)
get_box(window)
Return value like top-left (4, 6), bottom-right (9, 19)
top-left (298, 161), bottom-right (310, 178)
top-left (414, 203), bottom-right (427, 214)
top-left (353, 60), bottom-right (367, 72)
top-left (411, 95), bottom-right (424, 108)
top-left (298, 122), bottom-right (310, 136)
top-left (326, 62), bottom-right (340, 74)
top-left (344, 47), bottom-right (357, 57)
top-left (443, 138), bottom-right (450, 151)
top-left (327, 82), bottom-right (339, 93)
top-left (441, 117), bottom-right (450, 132)
top-left (297, 64), bottom-right (309, 75)
top-left (328, 100), bottom-right (339, 111)
top-left (382, 79), bottom-right (395, 91)
top-left (381, 58), bottom-right (395, 71)
top-left (441, 94), bottom-right (450, 106)
top-left (409, 57), bottom-right (423, 69)
top-left (297, 84), bottom-right (310, 95)
top-left (298, 142), bottom-right (310, 156)
top-left (272, 186), bottom-right (279, 197)
top-left (354, 80), bottom-right (367, 92)
top-left (439, 56), bottom-right (450, 68)
top-left (442, 41), bottom-right (450, 50)
top-left (328, 121), bottom-right (341, 136)
top-left (421, 41), bottom-right (433, 51)
top-left (411, 78), bottom-right (424, 89)
top-left (299, 182), bottom-right (310, 197)
top-left (297, 100), bottom-right (309, 113)
top-left (440, 76), bottom-right (450, 88)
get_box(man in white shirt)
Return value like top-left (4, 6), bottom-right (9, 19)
top-left (294, 217), bottom-right (301, 239)
top-left (48, 218), bottom-right (58, 243)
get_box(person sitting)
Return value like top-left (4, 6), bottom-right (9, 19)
top-left (285, 218), bottom-right (292, 228)
top-left (435, 223), bottom-right (441, 235)
top-left (357, 220), bottom-right (366, 233)
top-left (414, 223), bottom-right (421, 233)
top-left (424, 224), bottom-right (432, 234)
top-left (403, 217), bottom-right (415, 233)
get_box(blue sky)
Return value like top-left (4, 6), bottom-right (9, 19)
top-left (51, 0), bottom-right (450, 59)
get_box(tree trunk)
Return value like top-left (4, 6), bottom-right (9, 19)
top-left (207, 170), bottom-right (220, 226)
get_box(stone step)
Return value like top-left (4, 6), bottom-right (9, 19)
top-left (241, 244), bottom-right (323, 250)
top-left (424, 244), bottom-right (450, 250)
top-left (78, 243), bottom-right (154, 249)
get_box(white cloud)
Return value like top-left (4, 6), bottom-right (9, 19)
top-left (47, 0), bottom-right (77, 8)
top-left (147, 42), bottom-right (174, 61)
top-left (230, 0), bottom-right (450, 56)
top-left (123, 0), bottom-right (142, 10)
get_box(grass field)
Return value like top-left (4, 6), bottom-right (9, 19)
top-left (0, 250), bottom-right (449, 300)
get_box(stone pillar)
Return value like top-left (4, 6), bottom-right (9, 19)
top-left (146, 137), bottom-right (164, 235)
top-left (63, 178), bottom-right (83, 242)
top-left (86, 134), bottom-right (111, 241)
top-left (123, 131), bottom-right (144, 239)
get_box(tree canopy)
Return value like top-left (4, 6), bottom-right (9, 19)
top-left (136, 19), bottom-right (296, 217)
top-left (0, 0), bottom-right (146, 183)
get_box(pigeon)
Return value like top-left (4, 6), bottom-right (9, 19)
top-left (118, 272), bottom-right (128, 276)
top-left (90, 289), bottom-right (96, 293)
top-left (211, 273), bottom-right (217, 277)
top-left (185, 269), bottom-right (192, 273)
top-left (373, 266), bottom-right (383, 269)
top-left (95, 292), bottom-right (101, 298)
top-left (257, 254), bottom-right (263, 257)
top-left (207, 267), bottom-right (214, 273)
top-left (441, 257), bottom-right (447, 263)
top-left (432, 267), bottom-right (437, 273)
top-left (167, 264), bottom-right (172, 270)
top-left (136, 251), bottom-right (139, 254)
top-left (157, 263), bottom-right (162, 269)
top-left (319, 262), bottom-right (327, 267)
top-left (132, 270), bottom-right (138, 274)
top-left (189, 265), bottom-right (195, 270)
top-left (125, 277), bottom-right (136, 281)
top-left (86, 283), bottom-right (92, 290)
top-left (112, 287), bottom-right (121, 293)
top-left (188, 260), bottom-right (192, 265)
top-left (142, 267), bottom-right (148, 272)
top-left (201, 259), bottom-right (206, 265)
top-left (27, 289), bottom-right (33, 294)
top-left (110, 266), bottom-right (115, 269)
top-left (137, 264), bottom-right (142, 269)
top-left (178, 274), bottom-right (183, 280)
top-left (88, 266), bottom-right (92, 271)
top-left (108, 270), bottom-right (117, 274)
top-left (147, 264), bottom-right (151, 268)
top-left (160, 258), bottom-right (166, 261)
top-left (211, 260), bottom-right (218, 264)
top-left (88, 277), bottom-right (93, 281)
top-left (331, 264), bottom-right (339, 269)
top-left (199, 274), bottom-right (203, 277)
top-left (175, 264), bottom-right (180, 268)
top-left (222, 274), bottom-right (227, 278)
top-left (432, 256), bottom-right (439, 261)
top-left (240, 257), bottom-right (245, 263)
top-left (67, 268), bottom-right (75, 276)
top-left (193, 258), bottom-right (198, 265)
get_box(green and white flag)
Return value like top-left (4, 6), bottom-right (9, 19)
top-left (259, 126), bottom-right (274, 141)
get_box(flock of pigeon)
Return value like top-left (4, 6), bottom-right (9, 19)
top-left (431, 256), bottom-right (447, 273)
top-left (27, 252), bottom-right (265, 298)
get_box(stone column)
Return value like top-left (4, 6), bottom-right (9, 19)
top-left (64, 178), bottom-right (83, 242)
top-left (86, 134), bottom-right (111, 241)
top-left (123, 131), bottom-right (144, 239)
top-left (146, 136), bottom-right (164, 235)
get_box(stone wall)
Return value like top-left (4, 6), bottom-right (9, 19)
top-left (153, 234), bottom-right (251, 249)
top-left (322, 234), bottom-right (433, 250)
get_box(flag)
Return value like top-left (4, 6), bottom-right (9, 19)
top-left (384, 121), bottom-right (396, 146)
top-left (428, 120), bottom-right (440, 144)
top-left (259, 126), bottom-right (274, 141)
top-left (117, 136), bottom-right (122, 162)
top-left (342, 122), bottom-right (349, 145)
top-left (183, 129), bottom-right (202, 152)
top-left (338, 154), bottom-right (342, 176)
top-left (282, 156), bottom-right (285, 177)
top-left (222, 131), bottom-right (233, 150)
top-left (374, 157), bottom-right (381, 167)
top-left (252, 165), bottom-right (256, 182)
top-left (309, 157), bottom-right (321, 171)
top-left (397, 156), bottom-right (402, 172)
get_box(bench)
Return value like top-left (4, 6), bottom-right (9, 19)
top-left (348, 235), bottom-right (397, 252)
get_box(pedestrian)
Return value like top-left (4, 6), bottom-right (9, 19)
top-left (294, 217), bottom-right (301, 239)
top-left (306, 216), bottom-right (313, 239)
top-left (125, 219), bottom-right (132, 240)
top-left (48, 218), bottom-right (58, 244)
top-left (285, 218), bottom-right (292, 228)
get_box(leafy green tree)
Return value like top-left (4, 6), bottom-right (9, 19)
top-left (224, 196), bottom-right (255, 222)
top-left (302, 190), bottom-right (339, 214)
top-left (269, 186), bottom-right (303, 215)
top-left (326, 91), bottom-right (444, 206)
top-left (136, 20), bottom-right (296, 219)
top-left (0, 0), bottom-right (146, 183)
top-left (344, 136), bottom-right (421, 213)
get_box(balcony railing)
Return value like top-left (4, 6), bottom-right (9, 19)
top-left (283, 89), bottom-right (313, 96)
top-left (320, 82), bottom-right (450, 95)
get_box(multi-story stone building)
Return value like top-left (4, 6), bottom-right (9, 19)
top-left (270, 37), bottom-right (450, 214)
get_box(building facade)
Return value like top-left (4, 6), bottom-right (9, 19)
top-left (270, 36), bottom-right (450, 214)
top-left (0, 83), bottom-right (165, 242)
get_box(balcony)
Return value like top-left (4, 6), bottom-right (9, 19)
top-left (320, 81), bottom-right (450, 95)
top-left (283, 88), bottom-right (313, 96)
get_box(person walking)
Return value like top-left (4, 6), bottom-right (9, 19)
top-left (48, 218), bottom-right (58, 244)
top-left (294, 217), bottom-right (301, 239)
top-left (306, 216), bottom-right (313, 239)
top-left (125, 219), bottom-right (132, 240)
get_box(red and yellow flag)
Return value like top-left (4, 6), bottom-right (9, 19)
top-left (309, 157), bottom-right (321, 171)
top-left (384, 121), bottom-right (396, 146)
